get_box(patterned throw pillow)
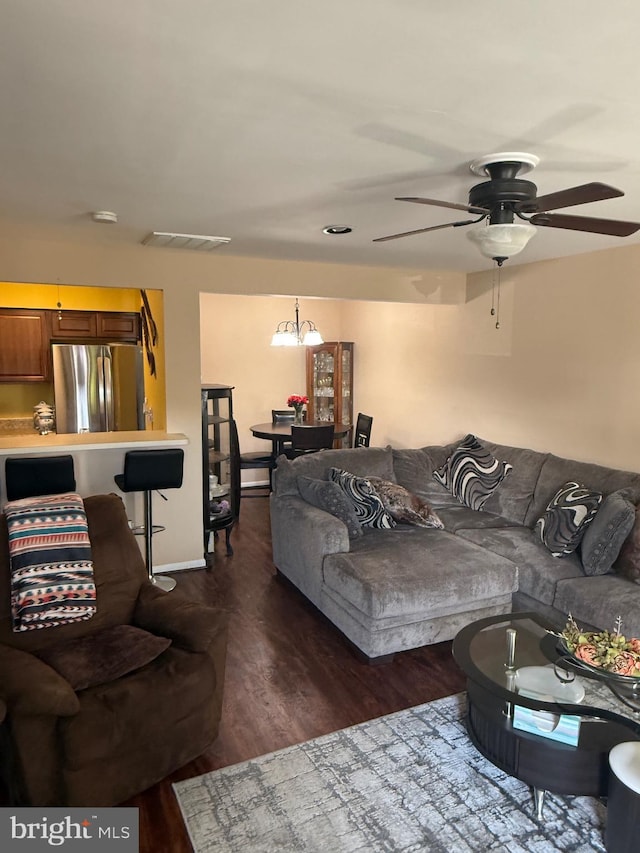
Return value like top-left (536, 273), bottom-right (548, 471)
top-left (328, 468), bottom-right (396, 529)
top-left (536, 482), bottom-right (603, 557)
top-left (580, 490), bottom-right (636, 576)
top-left (432, 434), bottom-right (513, 511)
top-left (297, 476), bottom-right (363, 538)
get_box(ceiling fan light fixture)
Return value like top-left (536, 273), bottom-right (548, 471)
top-left (467, 222), bottom-right (537, 260)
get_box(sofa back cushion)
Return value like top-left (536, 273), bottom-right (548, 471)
top-left (525, 454), bottom-right (640, 528)
top-left (394, 441), bottom-right (548, 525)
top-left (273, 446), bottom-right (396, 497)
top-left (392, 444), bottom-right (462, 508)
top-left (479, 440), bottom-right (549, 525)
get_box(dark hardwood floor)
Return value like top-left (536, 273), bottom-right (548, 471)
top-left (125, 494), bottom-right (467, 852)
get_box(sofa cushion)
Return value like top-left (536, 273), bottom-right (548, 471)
top-left (525, 453), bottom-right (640, 528)
top-left (274, 446), bottom-right (396, 497)
top-left (535, 482), bottom-right (602, 557)
top-left (298, 476), bottom-right (363, 539)
top-left (553, 575), bottom-right (640, 637)
top-left (433, 434), bottom-right (513, 511)
top-left (580, 490), bottom-right (636, 576)
top-left (435, 506), bottom-right (521, 533)
top-left (322, 528), bottom-right (517, 621)
top-left (367, 478), bottom-right (444, 528)
top-left (36, 624), bottom-right (171, 691)
top-left (476, 439), bottom-right (549, 525)
top-left (62, 646), bottom-right (215, 770)
top-left (457, 526), bottom-right (584, 605)
top-left (614, 504), bottom-right (640, 584)
top-left (392, 445), bottom-right (462, 508)
top-left (329, 468), bottom-right (395, 529)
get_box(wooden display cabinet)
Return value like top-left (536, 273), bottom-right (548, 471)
top-left (305, 342), bottom-right (353, 447)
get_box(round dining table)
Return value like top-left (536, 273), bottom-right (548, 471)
top-left (249, 422), bottom-right (352, 456)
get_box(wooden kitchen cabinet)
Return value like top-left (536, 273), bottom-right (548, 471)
top-left (0, 308), bottom-right (51, 382)
top-left (50, 310), bottom-right (140, 342)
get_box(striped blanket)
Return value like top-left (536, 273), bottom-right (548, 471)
top-left (4, 492), bottom-right (96, 632)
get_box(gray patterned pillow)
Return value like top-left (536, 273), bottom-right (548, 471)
top-left (433, 434), bottom-right (512, 511)
top-left (328, 468), bottom-right (395, 529)
top-left (298, 476), bottom-right (363, 538)
top-left (536, 481), bottom-right (602, 557)
top-left (580, 490), bottom-right (636, 576)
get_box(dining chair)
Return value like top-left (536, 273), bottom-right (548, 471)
top-left (353, 413), bottom-right (373, 448)
top-left (271, 409), bottom-right (295, 424)
top-left (283, 425), bottom-right (335, 459)
top-left (238, 418), bottom-right (277, 507)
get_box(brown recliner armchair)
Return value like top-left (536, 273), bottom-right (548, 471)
top-left (0, 493), bottom-right (228, 807)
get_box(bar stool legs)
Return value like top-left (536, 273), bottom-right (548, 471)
top-left (142, 490), bottom-right (176, 592)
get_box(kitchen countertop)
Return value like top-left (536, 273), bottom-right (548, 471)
top-left (0, 430), bottom-right (188, 455)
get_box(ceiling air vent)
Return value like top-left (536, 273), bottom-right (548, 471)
top-left (142, 232), bottom-right (231, 251)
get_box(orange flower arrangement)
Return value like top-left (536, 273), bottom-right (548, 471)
top-left (554, 615), bottom-right (640, 677)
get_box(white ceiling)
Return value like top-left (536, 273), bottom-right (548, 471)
top-left (2, 0), bottom-right (640, 273)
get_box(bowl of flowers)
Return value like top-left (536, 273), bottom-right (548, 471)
top-left (551, 615), bottom-right (640, 684)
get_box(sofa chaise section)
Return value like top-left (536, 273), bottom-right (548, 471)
top-left (320, 527), bottom-right (517, 659)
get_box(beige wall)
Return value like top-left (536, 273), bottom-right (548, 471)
top-left (0, 231), bottom-right (459, 567)
top-left (3, 229), bottom-right (640, 566)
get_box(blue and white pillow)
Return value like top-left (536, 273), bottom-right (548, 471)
top-left (433, 434), bottom-right (512, 511)
top-left (329, 468), bottom-right (395, 529)
top-left (536, 481), bottom-right (603, 557)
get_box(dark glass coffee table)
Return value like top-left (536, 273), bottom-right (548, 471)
top-left (452, 612), bottom-right (640, 818)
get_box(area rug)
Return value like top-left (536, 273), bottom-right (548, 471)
top-left (173, 693), bottom-right (607, 853)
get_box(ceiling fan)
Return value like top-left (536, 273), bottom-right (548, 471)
top-left (373, 152), bottom-right (640, 261)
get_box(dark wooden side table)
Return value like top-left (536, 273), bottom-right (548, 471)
top-left (452, 612), bottom-right (640, 819)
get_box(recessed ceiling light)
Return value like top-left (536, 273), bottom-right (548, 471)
top-left (323, 225), bottom-right (352, 235)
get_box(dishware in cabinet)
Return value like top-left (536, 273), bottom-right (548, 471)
top-left (305, 342), bottom-right (353, 446)
top-left (201, 384), bottom-right (240, 556)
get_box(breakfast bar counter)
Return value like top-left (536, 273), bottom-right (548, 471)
top-left (0, 432), bottom-right (192, 574)
top-left (0, 430), bottom-right (188, 455)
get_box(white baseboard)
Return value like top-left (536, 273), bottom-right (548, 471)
top-left (153, 558), bottom-right (206, 573)
top-left (242, 478), bottom-right (270, 488)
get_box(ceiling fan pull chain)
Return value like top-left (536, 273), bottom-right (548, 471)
top-left (490, 265), bottom-right (496, 317)
top-left (495, 260), bottom-right (502, 330)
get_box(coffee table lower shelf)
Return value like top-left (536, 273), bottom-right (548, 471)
top-left (466, 681), bottom-right (637, 817)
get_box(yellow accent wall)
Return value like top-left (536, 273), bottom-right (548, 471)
top-left (0, 283), bottom-right (166, 427)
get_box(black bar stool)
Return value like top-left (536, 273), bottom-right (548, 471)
top-left (114, 448), bottom-right (184, 592)
top-left (5, 455), bottom-right (76, 501)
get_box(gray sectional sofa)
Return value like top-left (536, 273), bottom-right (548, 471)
top-left (269, 439), bottom-right (640, 660)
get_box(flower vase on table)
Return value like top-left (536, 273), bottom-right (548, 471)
top-left (287, 394), bottom-right (308, 426)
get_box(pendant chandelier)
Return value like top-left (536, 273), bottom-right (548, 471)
top-left (270, 298), bottom-right (324, 347)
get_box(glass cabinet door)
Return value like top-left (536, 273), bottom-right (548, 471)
top-left (201, 384), bottom-right (239, 555)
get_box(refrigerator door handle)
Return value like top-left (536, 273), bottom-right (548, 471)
top-left (98, 355), bottom-right (114, 431)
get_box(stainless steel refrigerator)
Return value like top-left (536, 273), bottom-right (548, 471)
top-left (52, 343), bottom-right (145, 433)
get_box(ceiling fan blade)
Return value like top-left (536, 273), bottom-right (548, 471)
top-left (373, 220), bottom-right (476, 243)
top-left (531, 182), bottom-right (624, 212)
top-left (396, 196), bottom-right (489, 215)
top-left (530, 212), bottom-right (640, 237)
